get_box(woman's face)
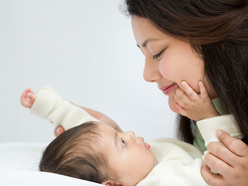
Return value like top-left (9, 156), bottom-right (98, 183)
top-left (131, 16), bottom-right (216, 113)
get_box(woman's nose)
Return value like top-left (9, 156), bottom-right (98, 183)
top-left (143, 58), bottom-right (161, 83)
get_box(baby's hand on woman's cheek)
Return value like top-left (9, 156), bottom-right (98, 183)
top-left (174, 81), bottom-right (216, 121)
top-left (173, 81), bottom-right (200, 118)
top-left (174, 87), bottom-right (188, 117)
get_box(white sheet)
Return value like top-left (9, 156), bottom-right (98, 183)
top-left (0, 142), bottom-right (101, 186)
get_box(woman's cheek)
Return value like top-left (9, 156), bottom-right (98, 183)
top-left (179, 77), bottom-right (201, 94)
top-left (159, 57), bottom-right (175, 79)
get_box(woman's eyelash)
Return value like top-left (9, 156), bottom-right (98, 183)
top-left (153, 49), bottom-right (165, 60)
top-left (121, 138), bottom-right (126, 147)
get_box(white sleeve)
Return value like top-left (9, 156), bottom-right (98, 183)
top-left (197, 115), bottom-right (243, 147)
top-left (30, 87), bottom-right (98, 130)
top-left (197, 115), bottom-right (243, 167)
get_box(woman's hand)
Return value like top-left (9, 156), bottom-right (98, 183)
top-left (201, 130), bottom-right (248, 186)
top-left (54, 104), bottom-right (122, 136)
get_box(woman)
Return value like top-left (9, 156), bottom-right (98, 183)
top-left (56, 0), bottom-right (248, 185)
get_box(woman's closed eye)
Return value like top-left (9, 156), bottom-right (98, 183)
top-left (153, 49), bottom-right (165, 60)
top-left (121, 138), bottom-right (126, 147)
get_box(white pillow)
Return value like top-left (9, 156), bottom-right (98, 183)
top-left (0, 142), bottom-right (101, 186)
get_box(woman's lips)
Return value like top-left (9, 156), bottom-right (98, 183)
top-left (160, 83), bottom-right (178, 95)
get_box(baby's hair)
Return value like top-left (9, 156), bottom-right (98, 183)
top-left (39, 122), bottom-right (109, 183)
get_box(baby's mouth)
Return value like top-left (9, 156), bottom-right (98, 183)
top-left (145, 142), bottom-right (150, 150)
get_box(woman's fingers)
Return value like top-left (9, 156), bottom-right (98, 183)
top-left (204, 147), bottom-right (233, 176)
top-left (217, 130), bottom-right (248, 157)
top-left (201, 163), bottom-right (223, 186)
top-left (207, 141), bottom-right (239, 168)
top-left (203, 143), bottom-right (248, 185)
top-left (203, 131), bottom-right (248, 185)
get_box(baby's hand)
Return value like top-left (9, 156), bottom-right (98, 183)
top-left (174, 81), bottom-right (219, 121)
top-left (20, 88), bottom-right (36, 108)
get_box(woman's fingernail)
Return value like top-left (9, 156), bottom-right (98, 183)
top-left (181, 81), bottom-right (186, 86)
top-left (216, 130), bottom-right (222, 137)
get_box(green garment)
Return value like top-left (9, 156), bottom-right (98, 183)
top-left (193, 98), bottom-right (229, 152)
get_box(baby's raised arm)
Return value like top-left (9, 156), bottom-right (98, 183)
top-left (174, 81), bottom-right (219, 121)
top-left (21, 87), bottom-right (99, 131)
top-left (20, 87), bottom-right (122, 135)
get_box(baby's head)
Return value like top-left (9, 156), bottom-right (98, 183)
top-left (40, 122), bottom-right (109, 183)
top-left (40, 122), bottom-right (156, 186)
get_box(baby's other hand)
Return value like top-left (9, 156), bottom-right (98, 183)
top-left (20, 88), bottom-right (36, 108)
top-left (54, 125), bottom-right (65, 137)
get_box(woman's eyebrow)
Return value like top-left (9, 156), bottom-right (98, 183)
top-left (142, 38), bottom-right (159, 47)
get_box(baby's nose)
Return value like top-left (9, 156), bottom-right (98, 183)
top-left (127, 131), bottom-right (136, 141)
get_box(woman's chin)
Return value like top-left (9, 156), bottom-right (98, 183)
top-left (168, 98), bottom-right (179, 114)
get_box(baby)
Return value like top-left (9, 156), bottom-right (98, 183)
top-left (21, 83), bottom-right (242, 186)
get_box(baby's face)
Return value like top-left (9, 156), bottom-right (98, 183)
top-left (98, 122), bottom-right (156, 186)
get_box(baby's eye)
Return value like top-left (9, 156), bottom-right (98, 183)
top-left (121, 139), bottom-right (126, 147)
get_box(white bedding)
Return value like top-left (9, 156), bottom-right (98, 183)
top-left (0, 142), bottom-right (101, 186)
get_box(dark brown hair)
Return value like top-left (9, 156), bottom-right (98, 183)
top-left (39, 122), bottom-right (109, 183)
top-left (124, 0), bottom-right (248, 143)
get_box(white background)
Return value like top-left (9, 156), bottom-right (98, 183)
top-left (0, 0), bottom-right (177, 143)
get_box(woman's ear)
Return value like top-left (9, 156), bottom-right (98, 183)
top-left (101, 180), bottom-right (123, 186)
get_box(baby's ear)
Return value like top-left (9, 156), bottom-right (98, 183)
top-left (101, 180), bottom-right (123, 186)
